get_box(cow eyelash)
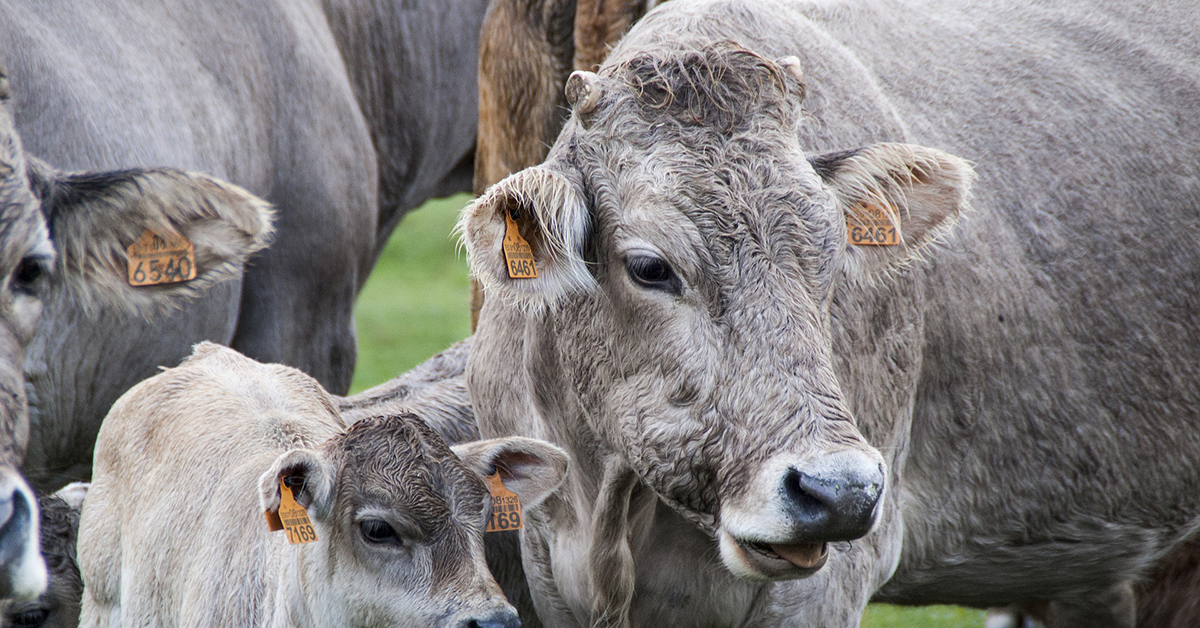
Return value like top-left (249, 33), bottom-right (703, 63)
top-left (626, 254), bottom-right (682, 295)
top-left (359, 518), bottom-right (404, 547)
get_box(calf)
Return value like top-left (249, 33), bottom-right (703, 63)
top-left (78, 343), bottom-right (567, 628)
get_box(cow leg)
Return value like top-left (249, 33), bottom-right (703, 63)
top-left (1043, 582), bottom-right (1136, 628)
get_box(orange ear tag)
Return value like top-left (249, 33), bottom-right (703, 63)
top-left (126, 229), bottom-right (198, 286)
top-left (484, 472), bottom-right (523, 533)
top-left (502, 211), bottom-right (538, 279)
top-left (846, 203), bottom-right (900, 246)
top-left (265, 477), bottom-right (318, 544)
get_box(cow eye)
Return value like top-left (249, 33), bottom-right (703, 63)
top-left (11, 256), bottom-right (49, 296)
top-left (626, 255), bottom-right (680, 294)
top-left (9, 608), bottom-right (49, 627)
top-left (360, 518), bottom-right (402, 546)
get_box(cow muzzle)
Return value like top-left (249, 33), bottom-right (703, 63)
top-left (717, 448), bottom-right (885, 581)
top-left (0, 467), bottom-right (43, 600)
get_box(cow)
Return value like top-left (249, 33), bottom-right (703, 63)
top-left (0, 0), bottom-right (489, 491)
top-left (77, 342), bottom-right (568, 628)
top-left (0, 483), bottom-right (87, 628)
top-left (458, 0), bottom-right (1200, 626)
top-left (0, 70), bottom-right (273, 602)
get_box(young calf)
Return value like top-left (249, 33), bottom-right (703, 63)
top-left (78, 342), bottom-right (566, 628)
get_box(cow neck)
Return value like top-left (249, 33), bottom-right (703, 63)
top-left (271, 543), bottom-right (342, 628)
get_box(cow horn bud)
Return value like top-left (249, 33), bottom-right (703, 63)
top-left (777, 56), bottom-right (804, 84)
top-left (565, 71), bottom-right (602, 115)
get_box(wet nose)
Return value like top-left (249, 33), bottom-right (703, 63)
top-left (459, 610), bottom-right (521, 628)
top-left (782, 450), bottom-right (884, 542)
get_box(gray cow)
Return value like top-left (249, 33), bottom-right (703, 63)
top-left (0, 0), bottom-right (489, 491)
top-left (460, 0), bottom-right (1200, 626)
top-left (0, 71), bottom-right (272, 601)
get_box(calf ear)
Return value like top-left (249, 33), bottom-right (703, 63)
top-left (459, 166), bottom-right (595, 307)
top-left (258, 449), bottom-right (337, 523)
top-left (28, 160), bottom-right (274, 315)
top-left (452, 437), bottom-right (569, 509)
top-left (810, 143), bottom-right (974, 280)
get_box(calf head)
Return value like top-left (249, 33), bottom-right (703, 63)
top-left (0, 65), bottom-right (272, 599)
top-left (259, 414), bottom-right (568, 627)
top-left (462, 44), bottom-right (973, 581)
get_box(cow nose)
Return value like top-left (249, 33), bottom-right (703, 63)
top-left (0, 473), bottom-right (42, 599)
top-left (459, 610), bottom-right (521, 628)
top-left (782, 450), bottom-right (884, 542)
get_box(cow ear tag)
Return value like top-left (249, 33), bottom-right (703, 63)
top-left (126, 229), bottom-right (198, 286)
top-left (502, 208), bottom-right (538, 279)
top-left (265, 477), bottom-right (318, 544)
top-left (484, 472), bottom-right (523, 533)
top-left (846, 202), bottom-right (900, 246)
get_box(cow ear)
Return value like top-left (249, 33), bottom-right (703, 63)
top-left (459, 166), bottom-right (594, 306)
top-left (258, 449), bottom-right (337, 523)
top-left (811, 143), bottom-right (974, 280)
top-left (452, 437), bottom-right (569, 509)
top-left (28, 160), bottom-right (274, 315)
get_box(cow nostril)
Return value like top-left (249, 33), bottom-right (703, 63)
top-left (460, 611), bottom-right (521, 628)
top-left (782, 468), bottom-right (828, 519)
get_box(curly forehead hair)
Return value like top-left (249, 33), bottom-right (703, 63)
top-left (607, 43), bottom-right (800, 133)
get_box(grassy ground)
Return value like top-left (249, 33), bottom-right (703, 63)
top-left (350, 195), bottom-right (987, 628)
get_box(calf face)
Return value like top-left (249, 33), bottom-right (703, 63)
top-left (259, 414), bottom-right (567, 627)
top-left (0, 64), bottom-right (272, 599)
top-left (463, 45), bottom-right (972, 581)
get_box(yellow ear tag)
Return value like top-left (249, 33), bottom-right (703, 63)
top-left (266, 477), bottom-right (318, 544)
top-left (502, 211), bottom-right (538, 279)
top-left (484, 472), bottom-right (523, 533)
top-left (846, 203), bottom-right (900, 246)
top-left (126, 229), bottom-right (198, 286)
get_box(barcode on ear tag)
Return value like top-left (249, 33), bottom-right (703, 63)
top-left (269, 477), bottom-right (318, 544)
top-left (126, 230), bottom-right (198, 286)
top-left (847, 203), bottom-right (900, 246)
top-left (485, 472), bottom-right (523, 533)
top-left (503, 212), bottom-right (538, 279)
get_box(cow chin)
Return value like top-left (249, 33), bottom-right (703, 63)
top-left (717, 526), bottom-right (829, 581)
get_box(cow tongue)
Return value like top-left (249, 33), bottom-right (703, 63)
top-left (769, 542), bottom-right (826, 569)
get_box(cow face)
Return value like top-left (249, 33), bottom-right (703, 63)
top-left (462, 46), bottom-right (972, 581)
top-left (258, 415), bottom-right (567, 628)
top-left (0, 66), bottom-right (272, 600)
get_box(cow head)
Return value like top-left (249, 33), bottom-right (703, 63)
top-left (462, 45), bottom-right (973, 581)
top-left (0, 66), bottom-right (272, 600)
top-left (259, 415), bottom-right (567, 628)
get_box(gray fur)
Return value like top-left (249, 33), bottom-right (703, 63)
top-left (461, 0), bottom-right (1200, 626)
top-left (0, 0), bottom-right (489, 491)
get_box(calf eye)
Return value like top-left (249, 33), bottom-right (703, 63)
top-left (626, 255), bottom-right (680, 294)
top-left (11, 256), bottom-right (49, 296)
top-left (360, 518), bottom-right (402, 546)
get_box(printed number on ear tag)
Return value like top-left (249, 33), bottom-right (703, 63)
top-left (503, 212), bottom-right (538, 279)
top-left (485, 472), bottom-right (523, 533)
top-left (126, 230), bottom-right (197, 286)
top-left (846, 203), bottom-right (900, 246)
top-left (264, 477), bottom-right (318, 544)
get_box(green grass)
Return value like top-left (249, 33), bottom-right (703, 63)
top-left (351, 196), bottom-right (989, 628)
top-left (349, 193), bottom-right (474, 393)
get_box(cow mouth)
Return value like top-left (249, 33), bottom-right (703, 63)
top-left (718, 528), bottom-right (828, 581)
